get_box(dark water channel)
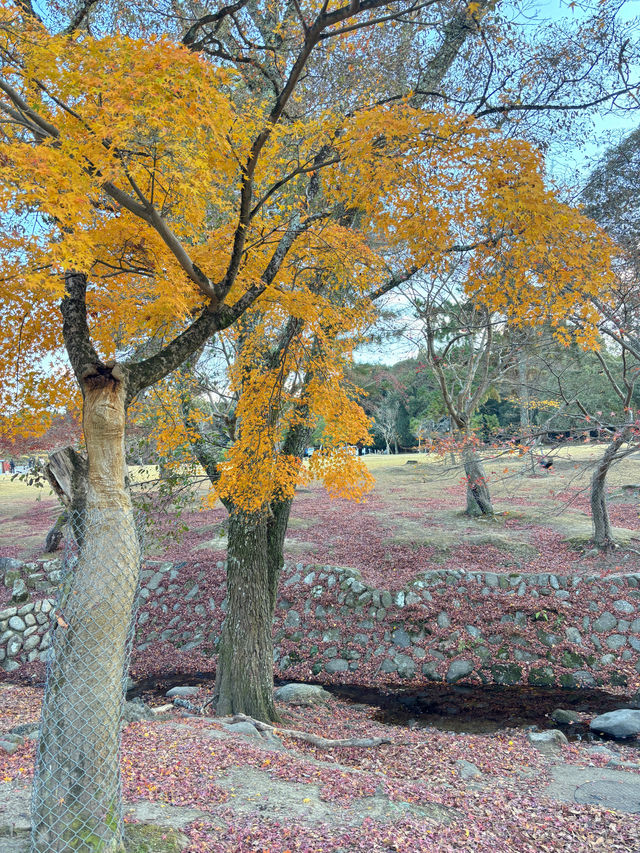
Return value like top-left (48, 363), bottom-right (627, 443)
top-left (126, 671), bottom-right (640, 746)
top-left (329, 683), bottom-right (640, 746)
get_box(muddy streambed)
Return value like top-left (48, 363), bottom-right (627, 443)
top-left (124, 671), bottom-right (640, 746)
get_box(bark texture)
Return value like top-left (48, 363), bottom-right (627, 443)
top-left (32, 375), bottom-right (139, 853)
top-left (44, 446), bottom-right (88, 547)
top-left (214, 508), bottom-right (280, 722)
top-left (463, 447), bottom-right (494, 517)
top-left (213, 421), bottom-right (306, 721)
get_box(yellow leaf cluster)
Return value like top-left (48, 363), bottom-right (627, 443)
top-left (0, 9), bottom-right (617, 505)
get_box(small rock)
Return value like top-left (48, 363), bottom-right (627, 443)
top-left (274, 683), bottom-right (331, 706)
top-left (0, 556), bottom-right (23, 573)
top-left (527, 730), bottom-right (568, 754)
top-left (590, 709), bottom-right (640, 739)
top-left (10, 722), bottom-right (39, 738)
top-left (0, 739), bottom-right (20, 754)
top-left (588, 745), bottom-right (617, 759)
top-left (446, 659), bottom-right (474, 683)
top-left (394, 654), bottom-right (415, 678)
top-left (593, 612), bottom-right (617, 632)
top-left (572, 670), bottom-right (596, 687)
top-left (6, 634), bottom-right (22, 657)
top-left (11, 578), bottom-right (29, 603)
top-left (391, 628), bottom-right (411, 648)
top-left (166, 686), bottom-right (200, 698)
top-left (285, 609), bottom-right (300, 628)
top-left (436, 612), bottom-right (451, 629)
top-left (2, 733), bottom-right (24, 745)
top-left (550, 709), bottom-right (581, 725)
top-left (184, 584), bottom-right (199, 601)
top-left (613, 600), bottom-right (635, 614)
top-left (456, 759), bottom-right (482, 779)
top-left (422, 661), bottom-right (442, 681)
top-left (565, 627), bottom-right (582, 645)
top-left (222, 721), bottom-right (260, 738)
top-left (122, 700), bottom-right (155, 723)
top-left (22, 635), bottom-right (40, 653)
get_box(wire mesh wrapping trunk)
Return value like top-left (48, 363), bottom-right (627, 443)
top-left (31, 507), bottom-right (141, 852)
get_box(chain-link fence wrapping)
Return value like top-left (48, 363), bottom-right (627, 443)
top-left (31, 507), bottom-right (142, 853)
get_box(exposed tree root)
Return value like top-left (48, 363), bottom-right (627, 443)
top-left (229, 713), bottom-right (392, 748)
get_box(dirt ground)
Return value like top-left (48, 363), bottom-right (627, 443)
top-left (1, 444), bottom-right (640, 851)
top-left (1, 683), bottom-right (640, 853)
top-left (2, 444), bottom-right (639, 576)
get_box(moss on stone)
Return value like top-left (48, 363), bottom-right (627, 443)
top-left (528, 666), bottom-right (555, 687)
top-left (561, 650), bottom-right (584, 668)
top-left (490, 663), bottom-right (522, 685)
top-left (610, 671), bottom-right (628, 687)
top-left (125, 824), bottom-right (188, 853)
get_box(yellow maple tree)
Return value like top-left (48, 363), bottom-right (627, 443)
top-left (0, 3), bottom-right (620, 849)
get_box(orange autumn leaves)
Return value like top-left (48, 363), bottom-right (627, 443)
top-left (0, 7), bottom-right (617, 510)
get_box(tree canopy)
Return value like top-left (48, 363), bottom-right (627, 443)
top-left (0, 4), bottom-right (618, 512)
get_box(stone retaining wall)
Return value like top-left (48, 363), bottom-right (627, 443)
top-left (1, 556), bottom-right (639, 689)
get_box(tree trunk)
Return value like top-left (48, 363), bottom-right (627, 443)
top-left (463, 447), bottom-right (493, 517)
top-left (591, 430), bottom-right (629, 550)
top-left (181, 390), bottom-right (295, 722)
top-left (214, 507), bottom-right (281, 722)
top-left (516, 351), bottom-right (537, 475)
top-left (266, 498), bottom-right (293, 613)
top-left (44, 447), bottom-right (88, 546)
top-left (32, 376), bottom-right (140, 853)
top-left (43, 511), bottom-right (67, 553)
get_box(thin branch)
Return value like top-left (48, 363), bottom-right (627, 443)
top-left (182, 0), bottom-right (251, 47)
top-left (249, 155), bottom-right (340, 220)
top-left (593, 349), bottom-right (626, 403)
top-left (62, 0), bottom-right (100, 35)
top-left (318, 2), bottom-right (436, 40)
top-left (0, 78), bottom-right (59, 138)
top-left (476, 85), bottom-right (640, 119)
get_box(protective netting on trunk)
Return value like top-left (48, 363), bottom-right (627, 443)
top-left (31, 508), bottom-right (142, 853)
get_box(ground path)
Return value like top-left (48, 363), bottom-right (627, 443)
top-left (1, 687), bottom-right (640, 852)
